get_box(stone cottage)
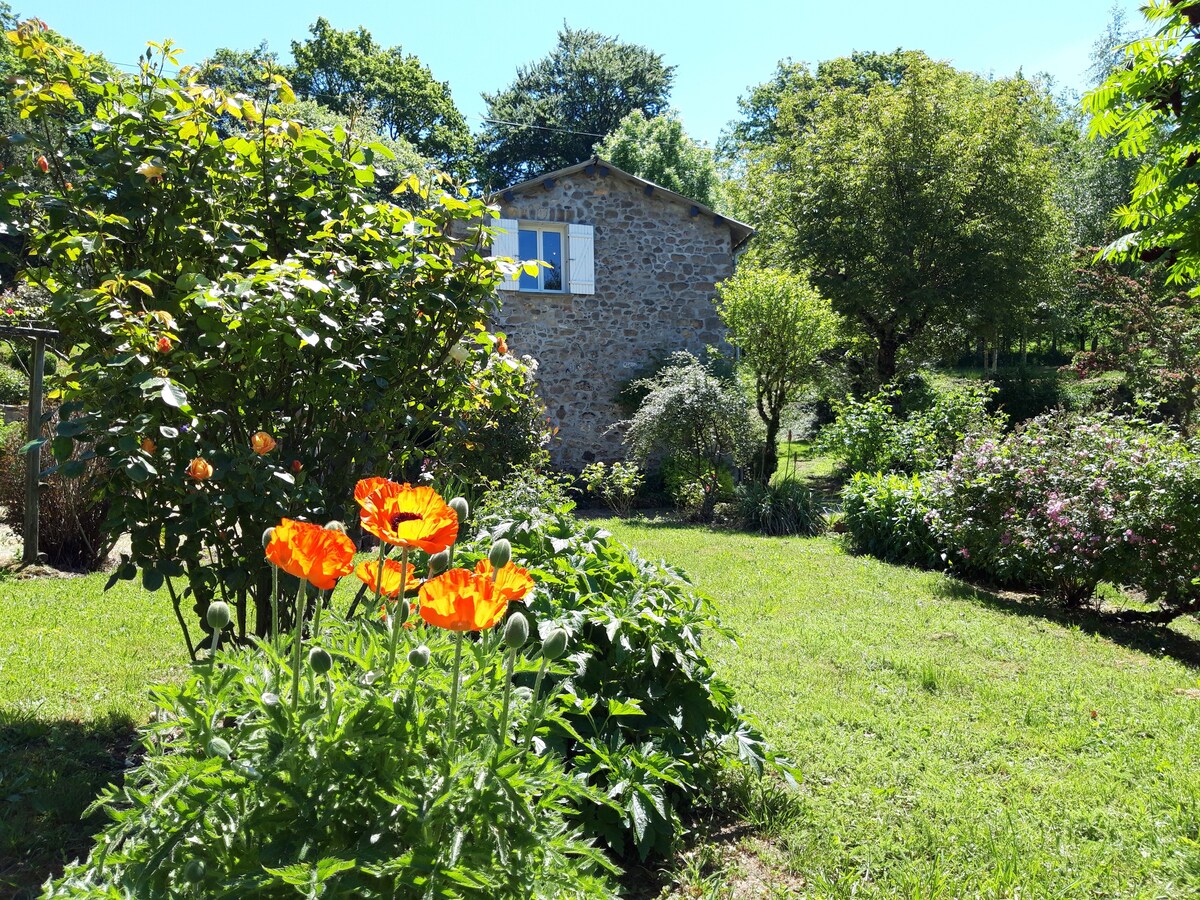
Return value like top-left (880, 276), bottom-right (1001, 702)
top-left (489, 157), bottom-right (754, 470)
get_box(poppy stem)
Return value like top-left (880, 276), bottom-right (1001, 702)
top-left (497, 646), bottom-right (515, 754)
top-left (312, 588), bottom-right (325, 642)
top-left (290, 578), bottom-right (308, 711)
top-left (446, 631), bottom-right (464, 759)
top-left (269, 563), bottom-right (279, 647)
top-left (523, 656), bottom-right (549, 751)
top-left (386, 546), bottom-right (410, 676)
top-left (371, 539), bottom-right (386, 616)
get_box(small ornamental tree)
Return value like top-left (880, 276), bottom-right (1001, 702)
top-left (622, 352), bottom-right (752, 522)
top-left (0, 24), bottom-right (514, 655)
top-left (716, 265), bottom-right (838, 480)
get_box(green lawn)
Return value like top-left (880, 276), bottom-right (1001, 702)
top-left (4, 531), bottom-right (1200, 898)
top-left (605, 521), bottom-right (1200, 899)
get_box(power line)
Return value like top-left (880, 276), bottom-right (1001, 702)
top-left (480, 116), bottom-right (605, 138)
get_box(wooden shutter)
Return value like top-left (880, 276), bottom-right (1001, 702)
top-left (568, 224), bottom-right (595, 295)
top-left (491, 217), bottom-right (520, 291)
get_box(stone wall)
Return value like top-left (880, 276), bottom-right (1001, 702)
top-left (493, 169), bottom-right (735, 470)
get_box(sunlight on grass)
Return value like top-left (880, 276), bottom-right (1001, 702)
top-left (608, 522), bottom-right (1200, 899)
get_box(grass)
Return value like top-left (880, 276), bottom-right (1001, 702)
top-left (605, 521), bottom-right (1200, 899)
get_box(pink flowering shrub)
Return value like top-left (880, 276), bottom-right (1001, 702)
top-left (925, 413), bottom-right (1199, 611)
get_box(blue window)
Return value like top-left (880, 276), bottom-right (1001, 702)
top-left (517, 226), bottom-right (565, 292)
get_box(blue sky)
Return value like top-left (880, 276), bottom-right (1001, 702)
top-left (24, 0), bottom-right (1143, 146)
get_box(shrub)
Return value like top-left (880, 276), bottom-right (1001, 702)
top-left (0, 361), bottom-right (26, 403)
top-left (1, 29), bottom-right (513, 651)
top-left (926, 413), bottom-right (1199, 610)
top-left (735, 478), bottom-right (824, 536)
top-left (818, 381), bottom-right (1003, 475)
top-left (579, 460), bottom-right (643, 517)
top-left (623, 352), bottom-right (754, 521)
top-left (0, 410), bottom-right (110, 569)
top-left (841, 472), bottom-right (942, 568)
top-left (473, 490), bottom-right (782, 860)
top-left (986, 366), bottom-right (1062, 422)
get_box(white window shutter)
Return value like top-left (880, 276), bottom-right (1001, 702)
top-left (568, 224), bottom-right (595, 295)
top-left (491, 217), bottom-right (520, 291)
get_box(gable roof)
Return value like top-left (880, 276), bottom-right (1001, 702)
top-left (492, 156), bottom-right (755, 251)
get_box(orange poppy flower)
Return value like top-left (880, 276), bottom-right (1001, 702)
top-left (418, 567), bottom-right (509, 632)
top-left (353, 476), bottom-right (391, 511)
top-left (357, 480), bottom-right (458, 554)
top-left (473, 558), bottom-right (534, 603)
top-left (265, 518), bottom-right (356, 590)
top-left (250, 431), bottom-right (276, 455)
top-left (355, 558), bottom-right (418, 597)
top-left (187, 457), bottom-right (212, 480)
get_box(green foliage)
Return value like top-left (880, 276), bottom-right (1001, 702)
top-left (818, 382), bottom-right (1004, 475)
top-left (735, 478), bottom-right (824, 537)
top-left (289, 18), bottom-right (471, 170)
top-left (0, 411), bottom-right (111, 569)
top-left (622, 352), bottom-right (754, 522)
top-left (594, 110), bottom-right (724, 209)
top-left (474, 498), bottom-right (781, 861)
top-left (44, 614), bottom-right (618, 898)
top-left (745, 53), bottom-right (1070, 384)
top-left (716, 265), bottom-right (839, 480)
top-left (841, 472), bottom-right (942, 568)
top-left (1085, 1), bottom-right (1200, 291)
top-left (0, 28), bottom-right (511, 648)
top-left (579, 461), bottom-right (643, 517)
top-left (477, 26), bottom-right (675, 187)
top-left (0, 360), bottom-right (24, 402)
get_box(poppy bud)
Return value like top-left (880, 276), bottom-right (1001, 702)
top-left (36, 155), bottom-right (48, 173)
top-left (504, 611), bottom-right (529, 649)
top-left (324, 520), bottom-right (346, 534)
top-left (250, 431), bottom-right (276, 455)
top-left (448, 496), bottom-right (469, 523)
top-left (156, 336), bottom-right (172, 354)
top-left (428, 549), bottom-right (451, 576)
top-left (141, 437), bottom-right (156, 454)
top-left (489, 538), bottom-right (512, 570)
top-left (308, 646), bottom-right (332, 674)
top-left (206, 600), bottom-right (231, 631)
top-left (262, 527), bottom-right (275, 549)
top-left (187, 457), bottom-right (213, 480)
top-left (397, 599), bottom-right (410, 625)
top-left (542, 627), bottom-right (568, 660)
top-left (182, 860), bottom-right (207, 883)
top-left (408, 645), bottom-right (430, 668)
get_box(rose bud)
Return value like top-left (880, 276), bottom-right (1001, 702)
top-left (36, 155), bottom-right (49, 173)
top-left (291, 459), bottom-right (303, 474)
top-left (141, 437), bottom-right (156, 454)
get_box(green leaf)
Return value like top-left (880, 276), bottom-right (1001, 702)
top-left (160, 380), bottom-right (188, 408)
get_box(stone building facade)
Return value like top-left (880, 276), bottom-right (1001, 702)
top-left (490, 158), bottom-right (753, 470)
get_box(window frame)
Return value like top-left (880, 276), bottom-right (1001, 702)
top-left (516, 223), bottom-right (568, 294)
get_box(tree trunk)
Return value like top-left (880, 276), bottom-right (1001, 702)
top-left (876, 332), bottom-right (900, 386)
top-left (753, 415), bottom-right (782, 484)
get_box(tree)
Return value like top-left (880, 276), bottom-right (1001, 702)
top-left (477, 25), bottom-right (674, 187)
top-left (196, 43), bottom-right (280, 97)
top-left (716, 266), bottom-right (838, 479)
top-left (747, 55), bottom-right (1068, 385)
top-left (0, 25), bottom-right (510, 652)
top-left (594, 110), bottom-right (724, 208)
top-left (1085, 2), bottom-right (1200, 291)
top-left (289, 18), bottom-right (470, 170)
top-left (622, 352), bottom-right (752, 522)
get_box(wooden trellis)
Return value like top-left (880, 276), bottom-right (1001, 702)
top-left (0, 322), bottom-right (59, 564)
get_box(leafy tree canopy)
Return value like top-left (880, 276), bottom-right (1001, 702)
top-left (289, 17), bottom-right (470, 171)
top-left (477, 25), bottom-right (674, 187)
top-left (743, 54), bottom-right (1069, 386)
top-left (594, 109), bottom-right (724, 209)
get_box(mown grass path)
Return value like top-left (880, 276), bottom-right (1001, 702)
top-left (606, 521), bottom-right (1200, 899)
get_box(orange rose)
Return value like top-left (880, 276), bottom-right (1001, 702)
top-left (141, 437), bottom-right (156, 454)
top-left (250, 431), bottom-right (276, 455)
top-left (36, 155), bottom-right (48, 173)
top-left (354, 478), bottom-right (458, 555)
top-left (187, 457), bottom-right (212, 480)
top-left (156, 336), bottom-right (172, 354)
top-left (418, 567), bottom-right (510, 632)
top-left (355, 558), bottom-right (418, 598)
top-left (264, 518), bottom-right (356, 590)
top-left (291, 459), bottom-right (303, 473)
top-left (496, 337), bottom-right (509, 355)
